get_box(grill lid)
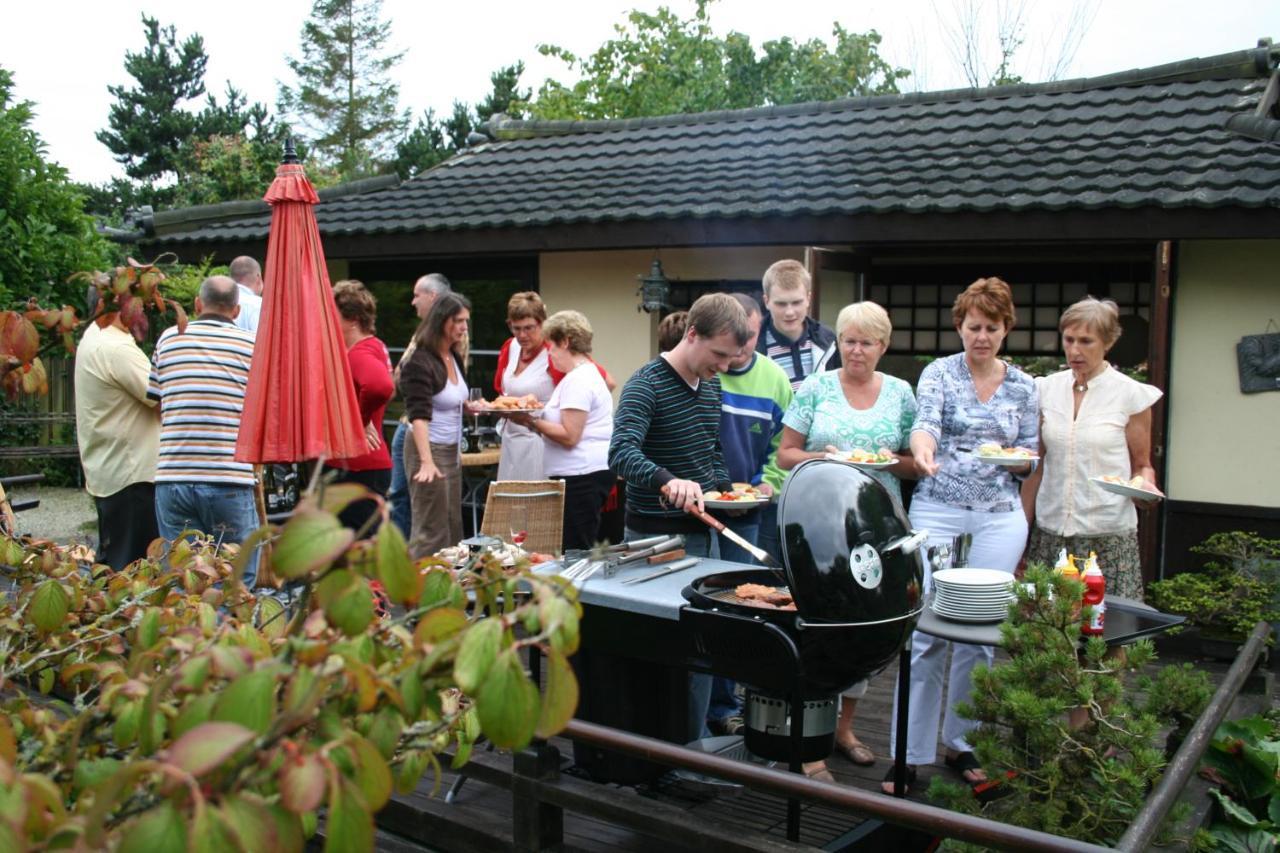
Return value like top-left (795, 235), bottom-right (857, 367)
top-left (776, 459), bottom-right (924, 623)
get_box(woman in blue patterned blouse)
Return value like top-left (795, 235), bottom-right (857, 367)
top-left (883, 277), bottom-right (1040, 796)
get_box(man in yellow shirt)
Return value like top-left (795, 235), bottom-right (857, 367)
top-left (74, 318), bottom-right (160, 569)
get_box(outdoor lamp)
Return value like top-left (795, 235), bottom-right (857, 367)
top-left (637, 259), bottom-right (671, 313)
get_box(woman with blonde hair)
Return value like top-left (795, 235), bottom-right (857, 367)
top-left (510, 310), bottom-right (614, 550)
top-left (1022, 297), bottom-right (1162, 599)
top-left (777, 299), bottom-right (916, 777)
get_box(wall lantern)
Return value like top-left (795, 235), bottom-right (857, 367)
top-left (637, 259), bottom-right (672, 313)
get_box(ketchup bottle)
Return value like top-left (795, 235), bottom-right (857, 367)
top-left (1081, 552), bottom-right (1106, 636)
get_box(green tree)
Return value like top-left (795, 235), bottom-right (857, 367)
top-left (392, 63), bottom-right (529, 180)
top-left (278, 0), bottom-right (407, 180)
top-left (524, 0), bottom-right (908, 121)
top-left (0, 67), bottom-right (110, 309)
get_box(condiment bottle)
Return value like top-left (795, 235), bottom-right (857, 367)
top-left (1081, 551), bottom-right (1106, 636)
top-left (1059, 554), bottom-right (1082, 620)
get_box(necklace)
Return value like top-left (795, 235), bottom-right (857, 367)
top-left (1073, 363), bottom-right (1106, 393)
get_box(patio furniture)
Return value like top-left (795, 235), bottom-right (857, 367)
top-left (479, 479), bottom-right (565, 555)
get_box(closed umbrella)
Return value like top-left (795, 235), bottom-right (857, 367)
top-left (235, 143), bottom-right (365, 464)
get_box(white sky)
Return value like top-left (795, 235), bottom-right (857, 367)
top-left (7, 0), bottom-right (1279, 185)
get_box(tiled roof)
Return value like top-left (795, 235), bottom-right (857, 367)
top-left (148, 46), bottom-right (1280, 248)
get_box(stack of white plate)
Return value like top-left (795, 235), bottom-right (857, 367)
top-left (931, 568), bottom-right (1015, 623)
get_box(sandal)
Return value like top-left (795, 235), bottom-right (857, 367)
top-left (880, 763), bottom-right (916, 796)
top-left (835, 738), bottom-right (876, 766)
top-left (943, 750), bottom-right (987, 789)
top-left (803, 762), bottom-right (835, 784)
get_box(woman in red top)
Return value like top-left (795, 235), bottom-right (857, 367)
top-left (328, 280), bottom-right (395, 535)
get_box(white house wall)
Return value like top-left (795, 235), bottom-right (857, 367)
top-left (1168, 240), bottom-right (1280, 508)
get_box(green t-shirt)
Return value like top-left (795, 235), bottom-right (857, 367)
top-left (781, 371), bottom-right (917, 500)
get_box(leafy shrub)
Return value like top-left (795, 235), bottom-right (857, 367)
top-left (1199, 711), bottom-right (1280, 852)
top-left (0, 483), bottom-right (580, 849)
top-left (1149, 532), bottom-right (1280, 641)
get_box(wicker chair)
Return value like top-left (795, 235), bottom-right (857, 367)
top-left (479, 480), bottom-right (565, 555)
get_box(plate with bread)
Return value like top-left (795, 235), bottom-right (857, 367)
top-left (1091, 474), bottom-right (1163, 502)
top-left (703, 482), bottom-right (770, 509)
top-left (475, 393), bottom-right (544, 416)
top-left (974, 443), bottom-right (1038, 466)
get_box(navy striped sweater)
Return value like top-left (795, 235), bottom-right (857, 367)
top-left (608, 357), bottom-right (730, 534)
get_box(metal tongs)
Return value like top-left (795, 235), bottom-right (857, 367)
top-left (558, 535), bottom-right (686, 583)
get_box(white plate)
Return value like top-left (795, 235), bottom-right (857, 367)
top-left (932, 568), bottom-right (1013, 587)
top-left (824, 452), bottom-right (895, 470)
top-left (478, 406), bottom-right (544, 417)
top-left (975, 453), bottom-right (1038, 467)
top-left (703, 497), bottom-right (769, 509)
top-left (933, 602), bottom-right (1010, 615)
top-left (931, 601), bottom-right (1007, 623)
top-left (1090, 477), bottom-right (1163, 502)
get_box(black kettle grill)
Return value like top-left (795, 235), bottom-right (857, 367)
top-left (680, 459), bottom-right (925, 761)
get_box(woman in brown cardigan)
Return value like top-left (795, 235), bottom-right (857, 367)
top-left (398, 292), bottom-right (481, 559)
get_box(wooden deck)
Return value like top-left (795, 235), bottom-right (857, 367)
top-left (371, 641), bottom-right (1262, 852)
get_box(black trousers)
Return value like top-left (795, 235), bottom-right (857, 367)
top-left (95, 481), bottom-right (158, 570)
top-left (554, 469), bottom-right (617, 551)
top-left (324, 466), bottom-right (392, 537)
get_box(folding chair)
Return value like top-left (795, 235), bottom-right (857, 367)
top-left (479, 480), bottom-right (565, 555)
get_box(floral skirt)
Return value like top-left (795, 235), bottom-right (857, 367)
top-left (1026, 526), bottom-right (1145, 600)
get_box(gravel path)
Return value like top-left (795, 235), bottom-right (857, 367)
top-left (6, 485), bottom-right (98, 547)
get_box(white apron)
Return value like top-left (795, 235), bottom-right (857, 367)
top-left (496, 341), bottom-right (555, 480)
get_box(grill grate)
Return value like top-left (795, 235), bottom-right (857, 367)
top-left (705, 586), bottom-right (796, 610)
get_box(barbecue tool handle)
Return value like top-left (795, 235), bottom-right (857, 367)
top-left (660, 485), bottom-right (780, 568)
top-left (620, 556), bottom-right (700, 585)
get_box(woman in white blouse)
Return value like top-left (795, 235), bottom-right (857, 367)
top-left (1022, 297), bottom-right (1163, 599)
top-left (511, 310), bottom-right (614, 551)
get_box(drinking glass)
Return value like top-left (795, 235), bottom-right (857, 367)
top-left (509, 505), bottom-right (528, 547)
top-left (467, 387), bottom-right (484, 451)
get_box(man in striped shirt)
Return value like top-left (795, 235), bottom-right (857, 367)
top-left (148, 276), bottom-right (260, 586)
top-left (756, 259), bottom-right (838, 390)
top-left (608, 293), bottom-right (751, 741)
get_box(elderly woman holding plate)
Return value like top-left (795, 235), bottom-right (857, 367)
top-left (884, 277), bottom-right (1039, 796)
top-left (1021, 297), bottom-right (1162, 599)
top-left (509, 310), bottom-right (615, 551)
top-left (777, 300), bottom-right (916, 773)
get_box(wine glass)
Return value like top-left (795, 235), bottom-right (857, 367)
top-left (467, 387), bottom-right (484, 451)
top-left (509, 505), bottom-right (528, 547)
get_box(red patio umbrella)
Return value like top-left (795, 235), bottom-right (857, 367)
top-left (235, 145), bottom-right (365, 463)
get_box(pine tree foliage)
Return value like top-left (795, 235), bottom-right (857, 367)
top-left (931, 565), bottom-right (1212, 848)
top-left (277, 0), bottom-right (407, 180)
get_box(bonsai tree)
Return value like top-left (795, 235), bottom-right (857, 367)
top-left (0, 483), bottom-right (581, 850)
top-left (930, 565), bottom-right (1212, 848)
top-left (1148, 532), bottom-right (1280, 643)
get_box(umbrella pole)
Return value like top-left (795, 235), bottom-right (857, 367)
top-left (253, 465), bottom-right (280, 588)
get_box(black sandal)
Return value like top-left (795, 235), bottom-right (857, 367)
top-left (943, 751), bottom-right (986, 790)
top-left (880, 763), bottom-right (916, 796)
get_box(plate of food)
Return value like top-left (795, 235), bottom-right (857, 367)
top-left (1091, 474), bottom-right (1163, 502)
top-left (974, 443), bottom-right (1039, 466)
top-left (475, 394), bottom-right (544, 416)
top-left (825, 448), bottom-right (897, 469)
top-left (703, 483), bottom-right (770, 508)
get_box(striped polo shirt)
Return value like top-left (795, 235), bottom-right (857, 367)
top-left (607, 356), bottom-right (730, 533)
top-left (147, 317), bottom-right (256, 486)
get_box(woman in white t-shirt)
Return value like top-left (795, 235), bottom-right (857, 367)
top-left (510, 310), bottom-right (614, 551)
top-left (1022, 297), bottom-right (1163, 599)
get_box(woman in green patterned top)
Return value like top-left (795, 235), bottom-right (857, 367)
top-left (777, 300), bottom-right (917, 776)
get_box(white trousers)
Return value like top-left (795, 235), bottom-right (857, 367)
top-left (892, 498), bottom-right (1028, 765)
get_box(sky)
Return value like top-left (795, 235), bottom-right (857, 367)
top-left (6, 0), bottom-right (1279, 185)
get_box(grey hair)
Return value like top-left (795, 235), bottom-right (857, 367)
top-left (228, 256), bottom-right (261, 283)
top-left (199, 275), bottom-right (240, 314)
top-left (414, 273), bottom-right (451, 296)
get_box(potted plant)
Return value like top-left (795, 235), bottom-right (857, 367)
top-left (1148, 532), bottom-right (1280, 659)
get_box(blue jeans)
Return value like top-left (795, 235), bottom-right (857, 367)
top-left (710, 510), bottom-right (758, 724)
top-left (754, 502), bottom-right (781, 565)
top-left (156, 483), bottom-right (261, 588)
top-left (626, 525), bottom-right (720, 740)
top-left (387, 421), bottom-right (411, 538)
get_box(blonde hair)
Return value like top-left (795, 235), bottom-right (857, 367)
top-left (543, 310), bottom-right (593, 354)
top-left (1059, 296), bottom-right (1122, 347)
top-left (835, 301), bottom-right (892, 348)
top-left (762, 259), bottom-right (810, 298)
